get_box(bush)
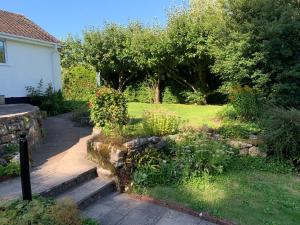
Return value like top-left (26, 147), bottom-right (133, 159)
top-left (124, 80), bottom-right (156, 103)
top-left (261, 107), bottom-right (300, 163)
top-left (142, 109), bottom-right (182, 136)
top-left (181, 90), bottom-right (206, 105)
top-left (62, 65), bottom-right (96, 101)
top-left (228, 85), bottom-right (263, 120)
top-left (162, 87), bottom-right (179, 104)
top-left (0, 162), bottom-right (20, 177)
top-left (89, 87), bottom-right (129, 130)
top-left (0, 197), bottom-right (98, 225)
top-left (26, 80), bottom-right (66, 116)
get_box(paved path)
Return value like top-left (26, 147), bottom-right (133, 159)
top-left (0, 113), bottom-right (96, 200)
top-left (0, 113), bottom-right (216, 225)
top-left (83, 193), bottom-right (215, 225)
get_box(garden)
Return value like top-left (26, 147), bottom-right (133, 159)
top-left (3, 0), bottom-right (300, 225)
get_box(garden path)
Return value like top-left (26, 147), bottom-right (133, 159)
top-left (0, 113), bottom-right (216, 225)
top-left (0, 113), bottom-right (96, 200)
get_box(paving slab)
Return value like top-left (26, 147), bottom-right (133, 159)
top-left (83, 193), bottom-right (216, 225)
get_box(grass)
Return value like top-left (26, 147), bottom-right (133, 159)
top-left (136, 171), bottom-right (300, 225)
top-left (128, 103), bottom-right (225, 128)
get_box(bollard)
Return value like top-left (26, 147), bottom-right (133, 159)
top-left (19, 133), bottom-right (32, 201)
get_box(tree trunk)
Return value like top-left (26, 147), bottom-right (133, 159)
top-left (155, 77), bottom-right (161, 103)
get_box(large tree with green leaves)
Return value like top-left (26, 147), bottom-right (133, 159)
top-left (83, 23), bottom-right (142, 91)
top-left (208, 0), bottom-right (300, 107)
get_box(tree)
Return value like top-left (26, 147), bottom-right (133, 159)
top-left (60, 34), bottom-right (84, 68)
top-left (209, 0), bottom-right (300, 108)
top-left (83, 23), bottom-right (141, 91)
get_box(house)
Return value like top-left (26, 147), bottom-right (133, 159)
top-left (0, 10), bottom-right (62, 103)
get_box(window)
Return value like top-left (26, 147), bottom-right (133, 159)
top-left (0, 40), bottom-right (6, 63)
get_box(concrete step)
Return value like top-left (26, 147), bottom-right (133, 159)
top-left (40, 167), bottom-right (98, 198)
top-left (56, 176), bottom-right (116, 209)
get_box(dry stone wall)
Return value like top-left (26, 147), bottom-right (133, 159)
top-left (0, 104), bottom-right (43, 153)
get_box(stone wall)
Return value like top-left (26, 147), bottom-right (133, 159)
top-left (0, 104), bottom-right (43, 152)
top-left (87, 131), bottom-right (167, 191)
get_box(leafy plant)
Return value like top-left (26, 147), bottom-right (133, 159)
top-left (62, 65), bottom-right (96, 101)
top-left (133, 133), bottom-right (237, 187)
top-left (142, 109), bottom-right (182, 136)
top-left (181, 90), bottom-right (206, 105)
top-left (261, 107), bottom-right (300, 163)
top-left (0, 197), bottom-right (98, 225)
top-left (0, 162), bottom-right (20, 177)
top-left (228, 85), bottom-right (263, 120)
top-left (162, 87), bottom-right (179, 104)
top-left (3, 144), bottom-right (18, 154)
top-left (89, 87), bottom-right (129, 130)
top-left (26, 80), bottom-right (67, 116)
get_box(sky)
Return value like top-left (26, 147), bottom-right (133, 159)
top-left (0, 0), bottom-right (187, 40)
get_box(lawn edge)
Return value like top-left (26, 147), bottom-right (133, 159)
top-left (128, 193), bottom-right (236, 225)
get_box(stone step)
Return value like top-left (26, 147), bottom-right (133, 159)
top-left (40, 167), bottom-right (98, 198)
top-left (56, 176), bottom-right (116, 209)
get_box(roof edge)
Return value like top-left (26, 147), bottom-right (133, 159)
top-left (0, 32), bottom-right (62, 48)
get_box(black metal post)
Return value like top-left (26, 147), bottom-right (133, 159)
top-left (19, 133), bottom-right (32, 201)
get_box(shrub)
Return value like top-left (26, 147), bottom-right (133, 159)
top-left (62, 65), bottom-right (96, 101)
top-left (162, 87), bottom-right (179, 104)
top-left (26, 80), bottom-right (66, 116)
top-left (181, 90), bottom-right (206, 105)
top-left (0, 197), bottom-right (98, 225)
top-left (89, 87), bottom-right (129, 130)
top-left (124, 80), bottom-right (156, 103)
top-left (261, 107), bottom-right (300, 163)
top-left (228, 85), bottom-right (263, 120)
top-left (0, 162), bottom-right (20, 177)
top-left (142, 109), bottom-right (182, 136)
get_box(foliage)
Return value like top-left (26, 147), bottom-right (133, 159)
top-left (60, 34), bottom-right (85, 68)
top-left (261, 107), bottom-right (300, 163)
top-left (218, 120), bottom-right (261, 139)
top-left (89, 87), bottom-right (129, 129)
top-left (0, 197), bottom-right (98, 225)
top-left (181, 90), bottom-right (206, 105)
top-left (26, 80), bottom-right (67, 116)
top-left (123, 80), bottom-right (156, 103)
top-left (62, 65), bottom-right (96, 101)
top-left (0, 162), bottom-right (20, 177)
top-left (3, 144), bottom-right (18, 154)
top-left (84, 23), bottom-right (142, 91)
top-left (209, 0), bottom-right (300, 108)
top-left (162, 87), bottom-right (179, 104)
top-left (133, 133), bottom-right (236, 187)
top-left (227, 85), bottom-right (263, 120)
top-left (142, 109), bottom-right (182, 136)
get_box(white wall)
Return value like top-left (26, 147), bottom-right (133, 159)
top-left (0, 39), bottom-right (61, 97)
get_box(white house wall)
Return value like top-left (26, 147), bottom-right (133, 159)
top-left (0, 39), bottom-right (61, 97)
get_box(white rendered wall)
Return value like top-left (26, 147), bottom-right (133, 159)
top-left (0, 39), bottom-right (61, 97)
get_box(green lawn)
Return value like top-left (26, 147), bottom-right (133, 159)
top-left (128, 103), bottom-right (225, 127)
top-left (138, 171), bottom-right (300, 225)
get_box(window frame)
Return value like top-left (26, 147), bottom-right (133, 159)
top-left (0, 39), bottom-right (7, 65)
